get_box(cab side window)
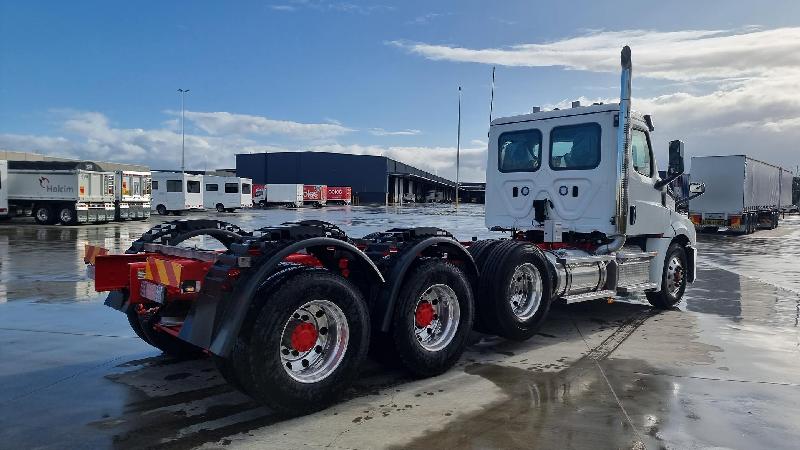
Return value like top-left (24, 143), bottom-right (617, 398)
top-left (631, 129), bottom-right (653, 177)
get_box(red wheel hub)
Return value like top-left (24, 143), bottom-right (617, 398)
top-left (415, 302), bottom-right (435, 328)
top-left (290, 322), bottom-right (318, 352)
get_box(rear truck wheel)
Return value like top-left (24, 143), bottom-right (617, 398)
top-left (389, 259), bottom-right (474, 378)
top-left (58, 206), bottom-right (78, 226)
top-left (133, 306), bottom-right (206, 359)
top-left (34, 204), bottom-right (56, 225)
top-left (646, 243), bottom-right (687, 309)
top-left (216, 203), bottom-right (225, 213)
top-left (247, 271), bottom-right (370, 416)
top-left (466, 239), bottom-right (500, 333)
top-left (156, 204), bottom-right (168, 215)
top-left (475, 241), bottom-right (552, 341)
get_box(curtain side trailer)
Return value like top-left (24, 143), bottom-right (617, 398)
top-left (689, 155), bottom-right (786, 233)
top-left (6, 160), bottom-right (115, 225)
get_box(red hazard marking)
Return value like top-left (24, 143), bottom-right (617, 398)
top-left (415, 302), bottom-right (435, 328)
top-left (291, 322), bottom-right (318, 352)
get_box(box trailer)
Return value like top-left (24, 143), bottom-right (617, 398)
top-left (151, 171), bottom-right (204, 215)
top-left (203, 175), bottom-right (253, 212)
top-left (5, 160), bottom-right (116, 225)
top-left (689, 155), bottom-right (785, 233)
top-left (114, 171), bottom-right (151, 221)
top-left (261, 184), bottom-right (304, 207)
top-left (303, 185), bottom-right (327, 206)
top-left (326, 186), bottom-right (352, 205)
top-left (0, 161), bottom-right (8, 219)
top-left (779, 168), bottom-right (794, 209)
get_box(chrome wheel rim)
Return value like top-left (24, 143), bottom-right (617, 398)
top-left (666, 256), bottom-right (684, 295)
top-left (414, 284), bottom-right (460, 352)
top-left (36, 208), bottom-right (49, 222)
top-left (60, 209), bottom-right (72, 223)
top-left (508, 263), bottom-right (543, 321)
top-left (279, 299), bottom-right (349, 384)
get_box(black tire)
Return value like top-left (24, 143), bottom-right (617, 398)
top-left (58, 205), bottom-right (78, 226)
top-left (34, 204), bottom-right (56, 225)
top-left (389, 259), bottom-right (474, 378)
top-left (466, 239), bottom-right (500, 333)
top-left (126, 305), bottom-right (153, 345)
top-left (247, 271), bottom-right (370, 416)
top-left (216, 203), bottom-right (225, 213)
top-left (646, 243), bottom-right (688, 309)
top-left (136, 308), bottom-right (206, 359)
top-left (156, 204), bottom-right (168, 215)
top-left (474, 241), bottom-right (552, 341)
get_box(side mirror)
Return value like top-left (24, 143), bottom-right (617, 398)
top-left (667, 140), bottom-right (685, 177)
top-left (689, 182), bottom-right (705, 195)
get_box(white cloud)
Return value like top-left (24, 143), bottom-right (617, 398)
top-left (390, 27), bottom-right (800, 82)
top-left (0, 110), bottom-right (488, 181)
top-left (369, 127), bottom-right (421, 136)
top-left (178, 110), bottom-right (354, 139)
top-left (269, 1), bottom-right (393, 15)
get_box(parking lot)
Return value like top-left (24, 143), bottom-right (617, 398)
top-left (1, 205), bottom-right (798, 449)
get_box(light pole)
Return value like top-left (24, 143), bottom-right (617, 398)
top-left (456, 86), bottom-right (461, 208)
top-left (178, 88), bottom-right (190, 172)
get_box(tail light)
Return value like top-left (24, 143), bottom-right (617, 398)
top-left (690, 214), bottom-right (701, 225)
top-left (181, 280), bottom-right (200, 293)
top-left (729, 215), bottom-right (741, 228)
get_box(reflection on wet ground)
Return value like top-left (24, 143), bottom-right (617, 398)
top-left (0, 207), bottom-right (798, 449)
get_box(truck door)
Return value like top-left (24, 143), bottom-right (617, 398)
top-left (626, 127), bottom-right (670, 235)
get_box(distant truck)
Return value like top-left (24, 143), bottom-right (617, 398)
top-left (326, 186), bottom-right (352, 205)
top-left (303, 184), bottom-right (327, 206)
top-left (0, 161), bottom-right (8, 220)
top-left (114, 171), bottom-right (151, 221)
top-left (689, 155), bottom-right (792, 233)
top-left (203, 175), bottom-right (253, 212)
top-left (151, 171), bottom-right (204, 215)
top-left (6, 160), bottom-right (115, 225)
top-left (255, 183), bottom-right (304, 207)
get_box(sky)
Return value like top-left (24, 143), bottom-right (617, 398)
top-left (2, 0), bottom-right (800, 182)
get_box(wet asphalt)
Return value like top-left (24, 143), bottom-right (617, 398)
top-left (0, 205), bottom-right (798, 449)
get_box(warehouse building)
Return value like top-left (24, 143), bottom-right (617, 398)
top-left (236, 152), bottom-right (456, 205)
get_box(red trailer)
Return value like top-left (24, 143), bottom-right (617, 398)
top-left (326, 186), bottom-right (352, 205)
top-left (303, 185), bottom-right (327, 206)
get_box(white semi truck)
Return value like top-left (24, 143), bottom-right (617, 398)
top-left (150, 171), bottom-right (204, 215)
top-left (88, 46), bottom-right (705, 415)
top-left (114, 170), bottom-right (151, 221)
top-left (689, 155), bottom-right (792, 233)
top-left (203, 175), bottom-right (253, 212)
top-left (6, 160), bottom-right (116, 225)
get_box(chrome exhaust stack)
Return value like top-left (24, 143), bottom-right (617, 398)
top-left (596, 45), bottom-right (633, 255)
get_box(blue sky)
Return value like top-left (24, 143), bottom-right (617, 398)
top-left (2, 0), bottom-right (800, 180)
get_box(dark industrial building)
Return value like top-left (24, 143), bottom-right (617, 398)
top-left (236, 152), bottom-right (457, 205)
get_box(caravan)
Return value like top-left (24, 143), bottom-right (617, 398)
top-left (150, 171), bottom-right (204, 215)
top-left (203, 175), bottom-right (252, 212)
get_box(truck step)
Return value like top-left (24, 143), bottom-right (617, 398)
top-left (617, 282), bottom-right (659, 294)
top-left (564, 289), bottom-right (616, 304)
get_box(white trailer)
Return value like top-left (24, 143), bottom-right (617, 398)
top-left (689, 155), bottom-right (785, 233)
top-left (203, 175), bottom-right (253, 212)
top-left (260, 184), bottom-right (304, 207)
top-left (0, 161), bottom-right (8, 220)
top-left (5, 160), bottom-right (116, 225)
top-left (114, 170), bottom-right (151, 221)
top-left (779, 168), bottom-right (794, 210)
top-left (151, 171), bottom-right (204, 215)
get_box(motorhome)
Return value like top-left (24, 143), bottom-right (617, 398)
top-left (150, 171), bottom-right (204, 215)
top-left (203, 175), bottom-right (253, 212)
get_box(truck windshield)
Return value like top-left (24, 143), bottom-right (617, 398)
top-left (498, 129), bottom-right (542, 172)
top-left (550, 123), bottom-right (601, 170)
top-left (187, 181), bottom-right (201, 193)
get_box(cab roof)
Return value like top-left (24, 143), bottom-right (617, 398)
top-left (491, 102), bottom-right (646, 127)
